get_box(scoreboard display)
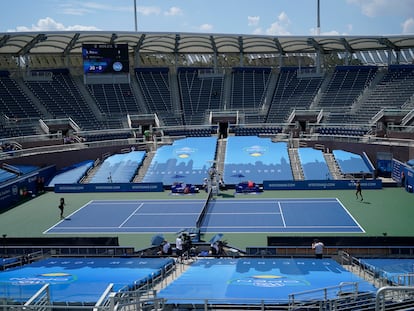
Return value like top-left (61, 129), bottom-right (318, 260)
top-left (82, 44), bottom-right (129, 74)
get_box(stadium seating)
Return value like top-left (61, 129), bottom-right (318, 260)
top-left (177, 67), bottom-right (224, 125)
top-left (230, 67), bottom-right (271, 111)
top-left (298, 147), bottom-right (332, 180)
top-left (87, 83), bottom-right (142, 116)
top-left (266, 67), bottom-right (324, 123)
top-left (318, 65), bottom-right (378, 112)
top-left (223, 136), bottom-right (293, 183)
top-left (354, 64), bottom-right (414, 123)
top-left (332, 150), bottom-right (372, 175)
top-left (142, 137), bottom-right (218, 186)
top-left (135, 67), bottom-right (181, 126)
top-left (47, 160), bottom-right (94, 186)
top-left (89, 151), bottom-right (146, 183)
top-left (25, 69), bottom-right (101, 130)
top-left (0, 168), bottom-right (17, 183)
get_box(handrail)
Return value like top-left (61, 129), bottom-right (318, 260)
top-left (93, 283), bottom-right (114, 311)
top-left (24, 283), bottom-right (50, 307)
top-left (376, 286), bottom-right (414, 311)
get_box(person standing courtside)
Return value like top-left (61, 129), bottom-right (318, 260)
top-left (312, 239), bottom-right (324, 259)
top-left (175, 235), bottom-right (183, 262)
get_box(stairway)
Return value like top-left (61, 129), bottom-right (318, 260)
top-left (323, 152), bottom-right (343, 180)
top-left (215, 137), bottom-right (227, 176)
top-left (288, 148), bottom-right (304, 180)
top-left (134, 151), bottom-right (155, 182)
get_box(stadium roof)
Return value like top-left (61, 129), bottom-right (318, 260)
top-left (0, 31), bottom-right (414, 64)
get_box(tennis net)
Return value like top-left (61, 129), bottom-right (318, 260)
top-left (196, 189), bottom-right (213, 228)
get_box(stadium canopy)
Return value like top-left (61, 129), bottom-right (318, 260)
top-left (0, 31), bottom-right (414, 64)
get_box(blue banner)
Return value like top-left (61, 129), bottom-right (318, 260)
top-left (263, 179), bottom-right (382, 190)
top-left (54, 182), bottom-right (164, 193)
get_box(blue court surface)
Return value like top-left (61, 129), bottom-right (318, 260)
top-left (201, 198), bottom-right (363, 233)
top-left (0, 257), bottom-right (174, 303)
top-left (158, 258), bottom-right (377, 305)
top-left (358, 258), bottom-right (414, 285)
top-left (45, 198), bottom-right (364, 234)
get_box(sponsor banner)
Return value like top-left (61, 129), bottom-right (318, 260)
top-left (263, 179), bottom-right (382, 190)
top-left (54, 182), bottom-right (163, 193)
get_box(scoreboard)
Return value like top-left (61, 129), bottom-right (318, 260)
top-left (82, 44), bottom-right (129, 74)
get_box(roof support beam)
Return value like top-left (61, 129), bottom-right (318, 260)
top-left (63, 33), bottom-right (80, 57)
top-left (379, 38), bottom-right (400, 65)
top-left (110, 33), bottom-right (118, 45)
top-left (340, 38), bottom-right (354, 54)
top-left (0, 35), bottom-right (11, 49)
top-left (378, 38), bottom-right (399, 51)
top-left (17, 34), bottom-right (47, 56)
top-left (134, 34), bottom-right (146, 67)
top-left (209, 35), bottom-right (218, 70)
top-left (273, 38), bottom-right (285, 67)
top-left (238, 36), bottom-right (244, 67)
top-left (340, 37), bottom-right (355, 65)
top-left (307, 38), bottom-right (323, 73)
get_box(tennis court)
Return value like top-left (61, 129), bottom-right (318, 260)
top-left (45, 197), bottom-right (364, 234)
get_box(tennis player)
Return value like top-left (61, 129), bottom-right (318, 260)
top-left (355, 180), bottom-right (363, 201)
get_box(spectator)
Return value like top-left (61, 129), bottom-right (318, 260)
top-left (161, 240), bottom-right (172, 256)
top-left (312, 239), bottom-right (324, 259)
top-left (175, 235), bottom-right (183, 262)
top-left (210, 241), bottom-right (220, 257)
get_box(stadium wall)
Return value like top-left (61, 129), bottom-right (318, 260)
top-left (0, 166), bottom-right (56, 213)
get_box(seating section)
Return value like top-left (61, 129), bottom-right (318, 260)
top-left (135, 67), bottom-right (180, 126)
top-left (0, 121), bottom-right (39, 139)
top-left (332, 150), bottom-right (372, 174)
top-left (87, 83), bottom-right (142, 116)
top-left (0, 71), bottom-right (42, 138)
top-left (223, 136), bottom-right (293, 184)
top-left (163, 127), bottom-right (215, 137)
top-left (89, 151), bottom-right (146, 183)
top-left (47, 160), bottom-right (94, 186)
top-left (316, 127), bottom-right (367, 137)
top-left (318, 66), bottom-right (377, 118)
top-left (0, 71), bottom-right (41, 119)
top-left (355, 64), bottom-right (414, 122)
top-left (298, 147), bottom-right (331, 180)
top-left (230, 67), bottom-right (272, 113)
top-left (0, 168), bottom-right (17, 183)
top-left (177, 67), bottom-right (224, 125)
top-left (142, 137), bottom-right (218, 186)
top-left (25, 69), bottom-right (100, 130)
top-left (80, 131), bottom-right (133, 142)
top-left (232, 126), bottom-right (282, 136)
top-left (357, 258), bottom-right (414, 286)
top-left (266, 67), bottom-right (323, 123)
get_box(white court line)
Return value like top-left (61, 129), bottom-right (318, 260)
top-left (43, 200), bottom-right (94, 234)
top-left (118, 203), bottom-right (144, 228)
top-left (278, 202), bottom-right (287, 227)
top-left (335, 198), bottom-right (366, 233)
top-left (203, 225), bottom-right (361, 229)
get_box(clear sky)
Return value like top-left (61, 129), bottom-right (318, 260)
top-left (1, 0), bottom-right (414, 36)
